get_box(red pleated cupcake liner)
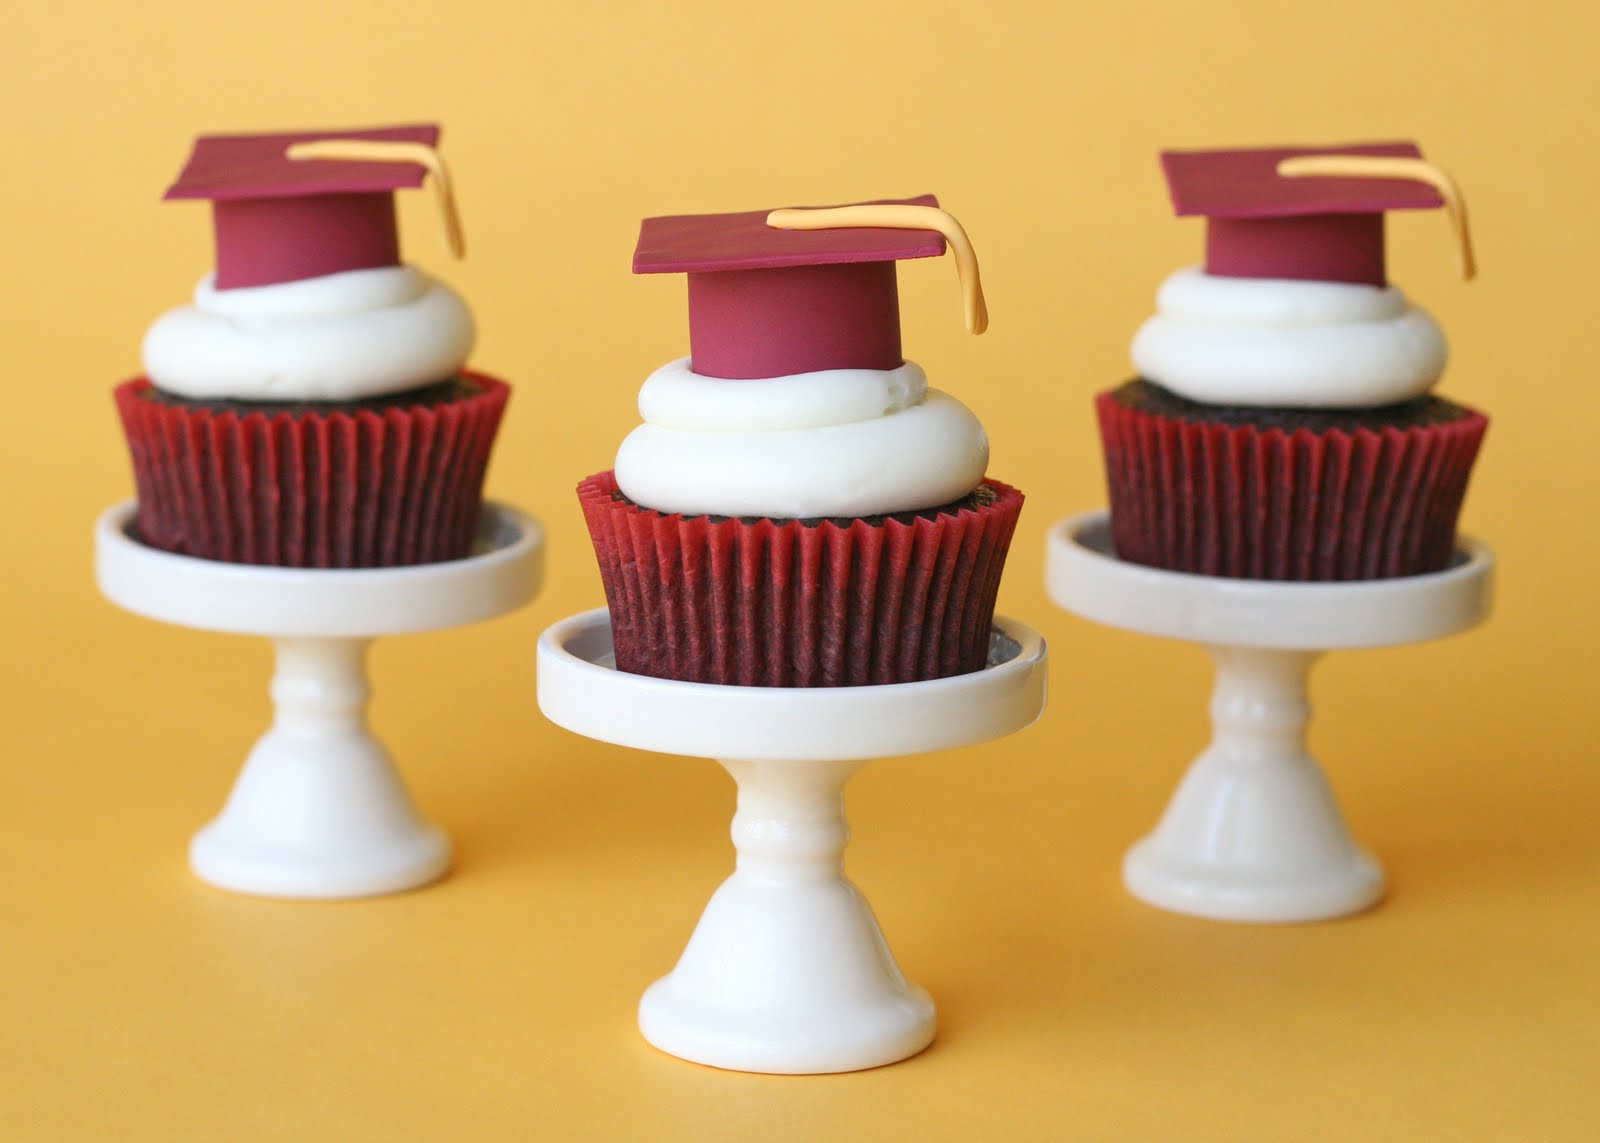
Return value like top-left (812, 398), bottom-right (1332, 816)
top-left (1096, 391), bottom-right (1487, 580)
top-left (115, 372), bottom-right (509, 567)
top-left (578, 471), bottom-right (1024, 687)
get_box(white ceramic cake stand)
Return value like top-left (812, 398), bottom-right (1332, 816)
top-left (1047, 511), bottom-right (1492, 924)
top-left (95, 500), bottom-right (543, 900)
top-left (537, 609), bottom-right (1048, 1074)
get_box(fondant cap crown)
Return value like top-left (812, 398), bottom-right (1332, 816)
top-left (633, 195), bottom-right (947, 380)
top-left (1161, 142), bottom-right (1446, 287)
top-left (165, 124), bottom-right (443, 290)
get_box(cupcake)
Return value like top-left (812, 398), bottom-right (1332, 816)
top-left (116, 124), bottom-right (509, 568)
top-left (1099, 142), bottom-right (1486, 581)
top-left (581, 196), bottom-right (1023, 687)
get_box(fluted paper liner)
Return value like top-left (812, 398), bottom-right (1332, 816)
top-left (579, 471), bottom-right (1024, 686)
top-left (115, 374), bottom-right (509, 567)
top-left (1097, 391), bottom-right (1487, 580)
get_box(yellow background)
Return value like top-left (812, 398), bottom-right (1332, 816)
top-left (4, 1), bottom-right (1597, 1138)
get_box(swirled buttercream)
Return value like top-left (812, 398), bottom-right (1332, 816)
top-left (1131, 266), bottom-right (1448, 408)
top-left (615, 358), bottom-right (988, 518)
top-left (142, 265), bottom-right (475, 401)
top-left (638, 357), bottom-right (928, 431)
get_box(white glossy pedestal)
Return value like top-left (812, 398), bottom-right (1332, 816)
top-left (537, 610), bottom-right (1048, 1074)
top-left (95, 501), bottom-right (543, 899)
top-left (1047, 511), bottom-right (1492, 924)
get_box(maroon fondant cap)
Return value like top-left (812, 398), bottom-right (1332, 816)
top-left (165, 124), bottom-right (441, 289)
top-left (1161, 142), bottom-right (1445, 287)
top-left (634, 195), bottom-right (946, 379)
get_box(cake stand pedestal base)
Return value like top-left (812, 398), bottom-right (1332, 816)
top-left (537, 609), bottom-right (1047, 1073)
top-left (638, 755), bottom-right (935, 1075)
top-left (1047, 511), bottom-right (1492, 924)
top-left (96, 500), bottom-right (543, 900)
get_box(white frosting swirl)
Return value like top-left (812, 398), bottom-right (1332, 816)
top-left (1131, 266), bottom-right (1448, 408)
top-left (639, 357), bottom-right (928, 431)
top-left (142, 265), bottom-right (475, 401)
top-left (615, 358), bottom-right (989, 518)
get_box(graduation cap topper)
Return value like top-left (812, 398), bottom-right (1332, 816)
top-left (164, 124), bottom-right (464, 290)
top-left (1160, 142), bottom-right (1474, 287)
top-left (633, 196), bottom-right (987, 380)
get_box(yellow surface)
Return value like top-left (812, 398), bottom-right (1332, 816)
top-left (4, 2), bottom-right (1598, 1139)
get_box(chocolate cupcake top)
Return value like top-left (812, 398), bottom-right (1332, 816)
top-left (138, 375), bottom-right (483, 416)
top-left (1110, 378), bottom-right (1474, 432)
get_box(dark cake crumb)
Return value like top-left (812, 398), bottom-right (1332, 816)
top-left (609, 483), bottom-right (999, 527)
top-left (1112, 378), bottom-right (1471, 432)
top-left (140, 376), bottom-right (479, 416)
